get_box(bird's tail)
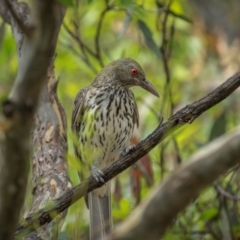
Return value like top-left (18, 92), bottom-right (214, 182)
top-left (88, 183), bottom-right (112, 240)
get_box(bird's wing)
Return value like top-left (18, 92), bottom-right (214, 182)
top-left (71, 86), bottom-right (89, 160)
top-left (131, 93), bottom-right (139, 128)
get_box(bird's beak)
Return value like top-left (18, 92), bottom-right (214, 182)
top-left (134, 78), bottom-right (159, 97)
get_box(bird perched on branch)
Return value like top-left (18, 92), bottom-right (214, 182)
top-left (71, 58), bottom-right (159, 240)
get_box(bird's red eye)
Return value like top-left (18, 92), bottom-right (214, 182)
top-left (131, 68), bottom-right (138, 75)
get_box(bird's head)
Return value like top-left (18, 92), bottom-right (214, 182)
top-left (94, 58), bottom-right (159, 97)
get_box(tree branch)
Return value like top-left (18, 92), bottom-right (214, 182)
top-left (23, 58), bottom-right (71, 240)
top-left (3, 0), bottom-right (33, 37)
top-left (0, 1), bottom-right (65, 239)
top-left (110, 127), bottom-right (240, 240)
top-left (15, 71), bottom-right (240, 237)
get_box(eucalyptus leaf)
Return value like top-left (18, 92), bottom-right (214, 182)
top-left (200, 208), bottom-right (218, 221)
top-left (137, 20), bottom-right (161, 59)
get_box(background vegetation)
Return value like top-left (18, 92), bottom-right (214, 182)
top-left (1, 0), bottom-right (240, 239)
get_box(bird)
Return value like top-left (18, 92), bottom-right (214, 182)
top-left (71, 58), bottom-right (159, 240)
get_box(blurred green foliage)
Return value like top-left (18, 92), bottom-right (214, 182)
top-left (1, 0), bottom-right (240, 239)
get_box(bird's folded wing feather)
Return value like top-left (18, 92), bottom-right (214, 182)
top-left (71, 86), bottom-right (89, 160)
top-left (130, 91), bottom-right (139, 128)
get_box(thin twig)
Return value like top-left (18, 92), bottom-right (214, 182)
top-left (62, 22), bottom-right (98, 73)
top-left (216, 184), bottom-right (240, 201)
top-left (153, 2), bottom-right (192, 23)
top-left (72, 20), bottom-right (97, 57)
top-left (139, 97), bottom-right (161, 120)
top-left (159, 0), bottom-right (181, 164)
top-left (226, 164), bottom-right (240, 191)
top-left (63, 21), bottom-right (96, 58)
top-left (94, 0), bottom-right (112, 67)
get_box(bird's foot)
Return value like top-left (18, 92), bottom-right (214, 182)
top-left (91, 165), bottom-right (105, 183)
top-left (121, 145), bottom-right (135, 156)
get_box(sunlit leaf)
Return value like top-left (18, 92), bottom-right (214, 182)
top-left (200, 208), bottom-right (218, 220)
top-left (113, 198), bottom-right (131, 219)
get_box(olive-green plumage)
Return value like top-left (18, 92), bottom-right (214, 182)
top-left (72, 58), bottom-right (158, 240)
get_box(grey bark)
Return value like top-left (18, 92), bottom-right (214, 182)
top-left (23, 59), bottom-right (71, 240)
top-left (0, 1), bottom-right (67, 239)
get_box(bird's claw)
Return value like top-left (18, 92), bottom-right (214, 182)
top-left (91, 165), bottom-right (105, 183)
top-left (121, 145), bottom-right (135, 156)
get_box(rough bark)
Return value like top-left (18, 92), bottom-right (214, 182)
top-left (23, 59), bottom-right (71, 240)
top-left (0, 1), bottom-right (67, 239)
top-left (15, 71), bottom-right (240, 237)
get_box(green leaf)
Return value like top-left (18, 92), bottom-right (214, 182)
top-left (131, 5), bottom-right (146, 18)
top-left (137, 20), bottom-right (161, 59)
top-left (113, 198), bottom-right (131, 219)
top-left (116, 0), bottom-right (134, 8)
top-left (57, 0), bottom-right (74, 7)
top-left (200, 208), bottom-right (218, 221)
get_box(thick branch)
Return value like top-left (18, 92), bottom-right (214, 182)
top-left (0, 0), bottom-right (28, 25)
top-left (24, 59), bottom-right (71, 240)
top-left (10, 1), bottom-right (59, 104)
top-left (0, 1), bottom-right (64, 239)
top-left (4, 0), bottom-right (32, 36)
top-left (15, 71), bottom-right (240, 237)
top-left (110, 127), bottom-right (240, 240)
top-left (0, 0), bottom-right (30, 55)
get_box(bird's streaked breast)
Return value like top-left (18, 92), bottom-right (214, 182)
top-left (78, 86), bottom-right (136, 170)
